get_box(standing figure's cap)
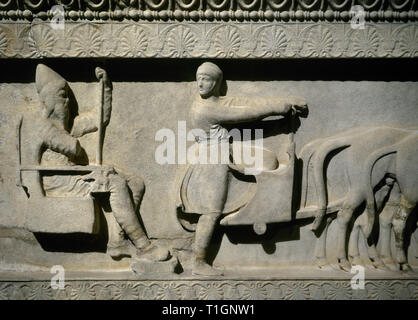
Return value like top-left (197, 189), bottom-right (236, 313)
top-left (196, 62), bottom-right (223, 81)
top-left (35, 64), bottom-right (67, 95)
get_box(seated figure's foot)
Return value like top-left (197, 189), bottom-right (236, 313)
top-left (137, 243), bottom-right (170, 262)
top-left (107, 241), bottom-right (132, 259)
top-left (192, 258), bottom-right (224, 276)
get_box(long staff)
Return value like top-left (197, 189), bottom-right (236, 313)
top-left (96, 77), bottom-right (104, 166)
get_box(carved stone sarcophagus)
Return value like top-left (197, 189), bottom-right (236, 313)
top-left (0, 0), bottom-right (417, 301)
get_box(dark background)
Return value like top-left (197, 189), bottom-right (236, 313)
top-left (0, 58), bottom-right (417, 83)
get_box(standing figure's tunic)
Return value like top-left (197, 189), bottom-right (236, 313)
top-left (177, 94), bottom-right (287, 215)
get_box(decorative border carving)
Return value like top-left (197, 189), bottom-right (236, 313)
top-left (0, 21), bottom-right (417, 58)
top-left (1, 10), bottom-right (418, 22)
top-left (0, 279), bottom-right (417, 299)
top-left (0, 0), bottom-right (417, 22)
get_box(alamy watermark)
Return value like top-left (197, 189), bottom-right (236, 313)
top-left (350, 265), bottom-right (365, 290)
top-left (28, 4), bottom-right (65, 57)
top-left (350, 5), bottom-right (366, 30)
top-left (155, 121), bottom-right (265, 175)
top-left (50, 265), bottom-right (65, 290)
top-left (50, 5), bottom-right (65, 30)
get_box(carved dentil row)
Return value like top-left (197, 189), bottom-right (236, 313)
top-left (0, 280), bottom-right (417, 300)
top-left (0, 22), bottom-right (417, 58)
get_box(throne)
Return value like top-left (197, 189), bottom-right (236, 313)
top-left (16, 114), bottom-right (101, 234)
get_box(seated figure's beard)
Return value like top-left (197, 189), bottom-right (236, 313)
top-left (48, 106), bottom-right (69, 131)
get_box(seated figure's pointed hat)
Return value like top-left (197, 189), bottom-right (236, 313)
top-left (35, 64), bottom-right (67, 95)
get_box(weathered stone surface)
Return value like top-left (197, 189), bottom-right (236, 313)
top-left (0, 2), bottom-right (417, 299)
top-left (1, 65), bottom-right (416, 271)
top-left (131, 256), bottom-right (179, 276)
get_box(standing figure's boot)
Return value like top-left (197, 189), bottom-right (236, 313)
top-left (191, 213), bottom-right (223, 276)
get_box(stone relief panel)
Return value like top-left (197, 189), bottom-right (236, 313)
top-left (0, 58), bottom-right (416, 302)
top-left (0, 0), bottom-right (416, 300)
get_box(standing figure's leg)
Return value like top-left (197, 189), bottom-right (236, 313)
top-left (192, 213), bottom-right (223, 276)
top-left (108, 173), bottom-right (169, 261)
top-left (191, 163), bottom-right (229, 276)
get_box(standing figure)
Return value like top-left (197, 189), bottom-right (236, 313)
top-left (22, 64), bottom-right (169, 261)
top-left (177, 62), bottom-right (308, 276)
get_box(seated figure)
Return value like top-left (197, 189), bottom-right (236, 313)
top-left (21, 64), bottom-right (168, 261)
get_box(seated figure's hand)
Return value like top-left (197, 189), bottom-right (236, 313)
top-left (95, 67), bottom-right (108, 82)
top-left (95, 67), bottom-right (112, 89)
top-left (82, 167), bottom-right (116, 193)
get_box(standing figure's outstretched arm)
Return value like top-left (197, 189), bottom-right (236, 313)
top-left (192, 96), bottom-right (307, 126)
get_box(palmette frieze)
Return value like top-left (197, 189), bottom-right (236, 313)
top-left (0, 21), bottom-right (417, 58)
top-left (0, 280), bottom-right (417, 300)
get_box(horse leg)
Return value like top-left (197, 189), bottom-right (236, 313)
top-left (336, 206), bottom-right (355, 272)
top-left (348, 218), bottom-right (362, 266)
top-left (314, 216), bottom-right (334, 269)
top-left (392, 195), bottom-right (415, 271)
top-left (350, 212), bottom-right (385, 269)
top-left (361, 179), bottom-right (398, 270)
top-left (359, 216), bottom-right (387, 270)
top-left (374, 179), bottom-right (399, 270)
top-left (366, 242), bottom-right (387, 270)
top-left (378, 202), bottom-right (399, 270)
